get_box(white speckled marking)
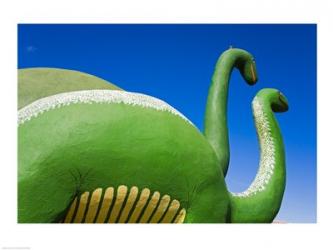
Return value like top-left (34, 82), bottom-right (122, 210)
top-left (232, 97), bottom-right (275, 197)
top-left (18, 90), bottom-right (193, 126)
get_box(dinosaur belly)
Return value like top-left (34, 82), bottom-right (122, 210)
top-left (62, 185), bottom-right (186, 223)
top-left (18, 90), bottom-right (220, 223)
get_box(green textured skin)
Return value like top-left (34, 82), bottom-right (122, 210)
top-left (18, 67), bottom-right (122, 109)
top-left (18, 49), bottom-right (288, 223)
top-left (19, 103), bottom-right (229, 223)
top-left (229, 89), bottom-right (288, 223)
top-left (204, 48), bottom-right (258, 176)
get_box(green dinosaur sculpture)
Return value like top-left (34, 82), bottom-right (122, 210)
top-left (18, 48), bottom-right (288, 223)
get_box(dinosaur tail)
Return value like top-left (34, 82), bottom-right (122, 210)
top-left (228, 88), bottom-right (288, 223)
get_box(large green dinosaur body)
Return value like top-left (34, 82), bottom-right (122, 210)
top-left (18, 48), bottom-right (288, 223)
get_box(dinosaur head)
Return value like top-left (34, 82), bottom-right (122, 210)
top-left (231, 48), bottom-right (258, 85)
top-left (257, 88), bottom-right (289, 112)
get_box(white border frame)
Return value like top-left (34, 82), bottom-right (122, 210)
top-left (1, 0), bottom-right (332, 249)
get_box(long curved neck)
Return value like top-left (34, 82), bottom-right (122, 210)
top-left (229, 95), bottom-right (286, 223)
top-left (204, 50), bottom-right (248, 176)
top-left (239, 96), bottom-right (285, 197)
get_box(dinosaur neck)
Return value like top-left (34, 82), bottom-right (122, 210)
top-left (229, 94), bottom-right (286, 223)
top-left (238, 96), bottom-right (285, 196)
top-left (204, 51), bottom-right (244, 176)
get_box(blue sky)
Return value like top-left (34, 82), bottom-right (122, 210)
top-left (18, 24), bottom-right (316, 223)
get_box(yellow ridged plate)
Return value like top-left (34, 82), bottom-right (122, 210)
top-left (62, 185), bottom-right (186, 223)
